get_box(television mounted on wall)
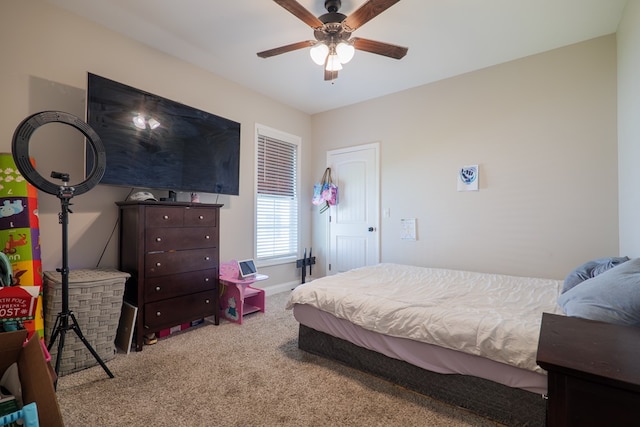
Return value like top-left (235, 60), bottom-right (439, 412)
top-left (86, 73), bottom-right (241, 195)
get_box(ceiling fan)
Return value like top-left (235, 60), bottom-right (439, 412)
top-left (257, 0), bottom-right (408, 81)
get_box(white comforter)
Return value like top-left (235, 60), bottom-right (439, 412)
top-left (286, 263), bottom-right (564, 373)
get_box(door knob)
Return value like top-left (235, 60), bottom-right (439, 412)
top-left (368, 227), bottom-right (376, 232)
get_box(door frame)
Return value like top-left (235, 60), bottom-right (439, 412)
top-left (326, 142), bottom-right (380, 274)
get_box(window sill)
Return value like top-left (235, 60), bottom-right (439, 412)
top-left (256, 256), bottom-right (297, 268)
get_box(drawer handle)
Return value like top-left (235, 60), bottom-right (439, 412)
top-left (205, 235), bottom-right (210, 240)
top-left (155, 286), bottom-right (161, 292)
top-left (205, 277), bottom-right (210, 282)
top-left (155, 237), bottom-right (162, 242)
top-left (163, 215), bottom-right (169, 220)
top-left (199, 215), bottom-right (204, 220)
top-left (205, 299), bottom-right (210, 304)
top-left (156, 262), bottom-right (161, 267)
top-left (204, 256), bottom-right (210, 261)
top-left (156, 311), bottom-right (162, 317)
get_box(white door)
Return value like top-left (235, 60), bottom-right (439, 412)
top-left (327, 143), bottom-right (379, 274)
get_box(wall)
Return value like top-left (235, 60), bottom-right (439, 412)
top-left (0, 1), bottom-right (625, 287)
top-left (311, 35), bottom-right (619, 280)
top-left (618, 0), bottom-right (640, 257)
top-left (0, 0), bottom-right (312, 290)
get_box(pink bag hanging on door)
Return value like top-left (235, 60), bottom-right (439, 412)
top-left (322, 168), bottom-right (338, 206)
top-left (319, 168), bottom-right (338, 213)
top-left (312, 168), bottom-right (330, 206)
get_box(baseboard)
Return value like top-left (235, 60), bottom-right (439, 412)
top-left (255, 277), bottom-right (319, 296)
top-left (259, 280), bottom-right (299, 296)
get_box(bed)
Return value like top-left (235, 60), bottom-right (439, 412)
top-left (286, 263), bottom-right (566, 426)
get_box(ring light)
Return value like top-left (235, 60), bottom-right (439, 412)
top-left (10, 110), bottom-right (114, 380)
top-left (11, 110), bottom-right (106, 196)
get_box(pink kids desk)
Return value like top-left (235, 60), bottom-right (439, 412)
top-left (219, 261), bottom-right (267, 324)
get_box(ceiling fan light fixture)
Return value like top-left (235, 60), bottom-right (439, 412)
top-left (132, 114), bottom-right (146, 129)
top-left (325, 53), bottom-right (343, 71)
top-left (148, 117), bottom-right (161, 129)
top-left (310, 43), bottom-right (329, 65)
top-left (336, 42), bottom-right (355, 64)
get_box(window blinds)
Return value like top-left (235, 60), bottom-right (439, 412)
top-left (256, 132), bottom-right (298, 260)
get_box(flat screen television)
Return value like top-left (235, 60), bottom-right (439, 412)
top-left (86, 73), bottom-right (240, 195)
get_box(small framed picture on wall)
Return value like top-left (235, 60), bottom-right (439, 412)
top-left (457, 165), bottom-right (479, 191)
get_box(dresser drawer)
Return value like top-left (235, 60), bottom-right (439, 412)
top-left (144, 269), bottom-right (218, 302)
top-left (145, 206), bottom-right (184, 227)
top-left (144, 290), bottom-right (216, 330)
top-left (146, 227), bottom-right (218, 252)
top-left (184, 207), bottom-right (218, 227)
top-left (146, 248), bottom-right (218, 277)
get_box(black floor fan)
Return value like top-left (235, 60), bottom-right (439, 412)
top-left (12, 111), bottom-right (113, 384)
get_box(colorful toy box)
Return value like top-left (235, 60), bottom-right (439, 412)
top-left (0, 153), bottom-right (43, 340)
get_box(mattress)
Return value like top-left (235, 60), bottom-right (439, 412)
top-left (286, 263), bottom-right (564, 376)
top-left (293, 303), bottom-right (547, 394)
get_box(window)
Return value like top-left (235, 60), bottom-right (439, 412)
top-left (255, 125), bottom-right (299, 263)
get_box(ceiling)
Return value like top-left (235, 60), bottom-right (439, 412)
top-left (46, 0), bottom-right (628, 115)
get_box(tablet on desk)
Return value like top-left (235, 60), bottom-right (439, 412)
top-left (237, 259), bottom-right (268, 281)
top-left (238, 259), bottom-right (257, 278)
top-left (232, 259), bottom-right (262, 281)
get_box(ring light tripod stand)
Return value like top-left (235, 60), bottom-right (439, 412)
top-left (12, 111), bottom-right (112, 381)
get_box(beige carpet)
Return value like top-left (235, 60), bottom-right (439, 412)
top-left (56, 291), bottom-right (501, 426)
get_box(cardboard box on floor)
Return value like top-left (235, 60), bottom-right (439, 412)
top-left (0, 330), bottom-right (63, 426)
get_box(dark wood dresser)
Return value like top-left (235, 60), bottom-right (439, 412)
top-left (116, 201), bottom-right (221, 351)
top-left (536, 313), bottom-right (640, 426)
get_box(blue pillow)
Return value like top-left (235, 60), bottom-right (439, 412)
top-left (557, 257), bottom-right (640, 326)
top-left (562, 256), bottom-right (629, 293)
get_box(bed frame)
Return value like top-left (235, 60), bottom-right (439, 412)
top-left (298, 324), bottom-right (546, 427)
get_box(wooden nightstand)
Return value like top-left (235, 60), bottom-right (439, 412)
top-left (536, 313), bottom-right (640, 427)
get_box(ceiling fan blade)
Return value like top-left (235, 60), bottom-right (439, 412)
top-left (257, 40), bottom-right (315, 58)
top-left (324, 68), bottom-right (339, 81)
top-left (343, 0), bottom-right (401, 31)
top-left (274, 0), bottom-right (323, 28)
top-left (352, 37), bottom-right (408, 59)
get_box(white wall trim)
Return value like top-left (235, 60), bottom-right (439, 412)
top-left (256, 279), bottom-right (300, 296)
